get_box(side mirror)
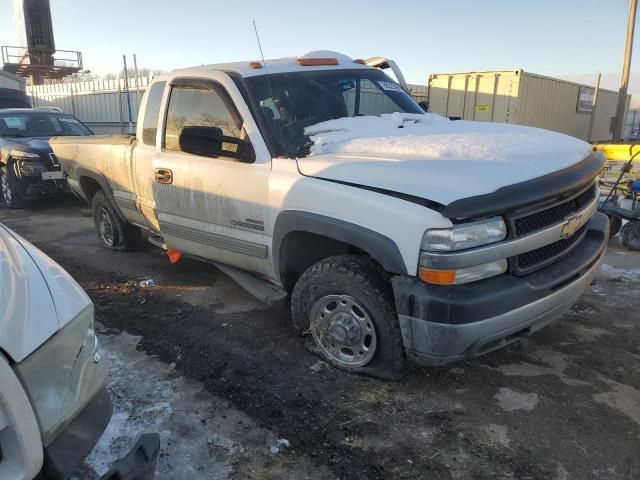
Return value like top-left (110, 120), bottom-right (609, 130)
top-left (418, 100), bottom-right (430, 113)
top-left (178, 126), bottom-right (255, 163)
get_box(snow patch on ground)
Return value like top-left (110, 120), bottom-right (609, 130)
top-left (304, 113), bottom-right (591, 164)
top-left (495, 388), bottom-right (539, 412)
top-left (599, 263), bottom-right (640, 282)
top-left (76, 329), bottom-right (279, 480)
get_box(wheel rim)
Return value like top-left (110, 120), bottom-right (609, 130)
top-left (309, 294), bottom-right (377, 368)
top-left (1, 171), bottom-right (11, 204)
top-left (98, 207), bottom-right (116, 246)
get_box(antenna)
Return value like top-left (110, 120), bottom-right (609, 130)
top-left (252, 20), bottom-right (286, 154)
top-left (253, 20), bottom-right (268, 72)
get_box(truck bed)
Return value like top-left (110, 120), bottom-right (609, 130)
top-left (50, 134), bottom-right (137, 202)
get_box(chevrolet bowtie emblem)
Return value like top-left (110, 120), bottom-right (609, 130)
top-left (561, 213), bottom-right (582, 238)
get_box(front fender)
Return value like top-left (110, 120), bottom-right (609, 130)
top-left (273, 210), bottom-right (408, 283)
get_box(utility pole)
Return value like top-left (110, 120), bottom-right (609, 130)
top-left (588, 72), bottom-right (601, 143)
top-left (614, 0), bottom-right (637, 142)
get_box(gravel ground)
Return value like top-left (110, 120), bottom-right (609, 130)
top-left (2, 195), bottom-right (639, 480)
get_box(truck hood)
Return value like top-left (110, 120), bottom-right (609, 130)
top-left (298, 114), bottom-right (594, 206)
top-left (0, 223), bottom-right (91, 362)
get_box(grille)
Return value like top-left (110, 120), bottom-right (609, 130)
top-left (48, 153), bottom-right (61, 170)
top-left (516, 224), bottom-right (588, 272)
top-left (514, 185), bottom-right (595, 236)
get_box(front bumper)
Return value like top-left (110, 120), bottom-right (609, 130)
top-left (42, 387), bottom-right (112, 479)
top-left (17, 175), bottom-right (69, 199)
top-left (392, 212), bottom-right (609, 366)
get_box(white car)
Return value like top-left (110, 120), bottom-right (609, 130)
top-left (0, 222), bottom-right (109, 479)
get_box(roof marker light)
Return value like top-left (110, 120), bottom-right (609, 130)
top-left (297, 58), bottom-right (338, 66)
top-left (249, 61), bottom-right (263, 69)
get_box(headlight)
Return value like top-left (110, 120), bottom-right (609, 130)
top-left (9, 149), bottom-right (40, 159)
top-left (421, 217), bottom-right (507, 251)
top-left (17, 160), bottom-right (46, 176)
top-left (418, 259), bottom-right (508, 285)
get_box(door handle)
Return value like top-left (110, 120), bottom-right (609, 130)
top-left (154, 168), bottom-right (173, 184)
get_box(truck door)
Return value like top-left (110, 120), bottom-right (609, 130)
top-left (150, 76), bottom-right (272, 276)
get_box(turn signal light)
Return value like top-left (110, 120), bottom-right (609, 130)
top-left (418, 268), bottom-right (457, 285)
top-left (297, 57), bottom-right (338, 66)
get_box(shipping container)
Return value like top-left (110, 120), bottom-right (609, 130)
top-left (426, 70), bottom-right (629, 143)
top-left (0, 70), bottom-right (26, 91)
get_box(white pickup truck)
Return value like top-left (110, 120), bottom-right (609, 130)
top-left (51, 51), bottom-right (608, 378)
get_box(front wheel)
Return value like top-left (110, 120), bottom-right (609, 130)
top-left (291, 255), bottom-right (406, 379)
top-left (91, 191), bottom-right (140, 251)
top-left (0, 165), bottom-right (26, 209)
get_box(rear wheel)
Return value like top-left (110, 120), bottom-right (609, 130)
top-left (291, 254), bottom-right (406, 379)
top-left (0, 165), bottom-right (26, 209)
top-left (622, 220), bottom-right (640, 251)
top-left (91, 191), bottom-right (140, 251)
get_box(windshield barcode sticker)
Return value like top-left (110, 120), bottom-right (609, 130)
top-left (377, 81), bottom-right (404, 92)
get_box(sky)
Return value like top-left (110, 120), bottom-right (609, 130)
top-left (1, 0), bottom-right (640, 98)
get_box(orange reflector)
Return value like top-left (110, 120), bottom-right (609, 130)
top-left (418, 268), bottom-right (457, 285)
top-left (353, 59), bottom-right (366, 64)
top-left (297, 57), bottom-right (338, 66)
top-left (167, 249), bottom-right (183, 264)
top-left (249, 61), bottom-right (263, 69)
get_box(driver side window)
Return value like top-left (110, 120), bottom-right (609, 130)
top-left (164, 85), bottom-right (241, 152)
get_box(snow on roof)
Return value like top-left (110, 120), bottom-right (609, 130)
top-left (304, 113), bottom-right (592, 164)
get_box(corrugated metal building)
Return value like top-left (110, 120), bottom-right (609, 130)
top-left (426, 70), bottom-right (629, 143)
top-left (0, 70), bottom-right (26, 91)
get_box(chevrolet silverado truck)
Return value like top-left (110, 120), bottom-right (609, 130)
top-left (0, 108), bottom-right (94, 208)
top-left (51, 51), bottom-right (608, 378)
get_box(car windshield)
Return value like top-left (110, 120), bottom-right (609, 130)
top-left (244, 69), bottom-right (423, 157)
top-left (0, 112), bottom-right (93, 138)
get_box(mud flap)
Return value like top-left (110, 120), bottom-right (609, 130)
top-left (99, 433), bottom-right (160, 480)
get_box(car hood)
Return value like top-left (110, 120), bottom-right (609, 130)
top-left (298, 115), bottom-right (594, 206)
top-left (2, 136), bottom-right (52, 154)
top-left (0, 224), bottom-right (91, 362)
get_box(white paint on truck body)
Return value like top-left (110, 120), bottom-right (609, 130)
top-left (51, 51), bottom-right (597, 282)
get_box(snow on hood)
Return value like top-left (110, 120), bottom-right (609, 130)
top-left (299, 113), bottom-right (593, 205)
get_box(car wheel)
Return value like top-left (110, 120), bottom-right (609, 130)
top-left (291, 254), bottom-right (406, 379)
top-left (0, 165), bottom-right (26, 209)
top-left (91, 190), bottom-right (140, 251)
top-left (607, 214), bottom-right (623, 238)
top-left (622, 220), bottom-right (640, 251)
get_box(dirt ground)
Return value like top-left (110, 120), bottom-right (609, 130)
top-left (2, 195), bottom-right (640, 480)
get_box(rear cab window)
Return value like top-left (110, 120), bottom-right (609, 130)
top-left (141, 81), bottom-right (166, 146)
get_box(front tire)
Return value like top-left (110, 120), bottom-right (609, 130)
top-left (91, 191), bottom-right (140, 251)
top-left (291, 254), bottom-right (406, 379)
top-left (1, 165), bottom-right (26, 209)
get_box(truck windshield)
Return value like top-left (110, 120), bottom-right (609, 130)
top-left (0, 112), bottom-right (93, 138)
top-left (244, 69), bottom-right (423, 157)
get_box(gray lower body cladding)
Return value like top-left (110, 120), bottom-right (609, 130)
top-left (391, 212), bottom-right (609, 366)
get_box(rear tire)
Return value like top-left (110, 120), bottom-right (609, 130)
top-left (91, 190), bottom-right (140, 251)
top-left (291, 254), bottom-right (406, 379)
top-left (622, 220), bottom-right (640, 251)
top-left (1, 165), bottom-right (26, 209)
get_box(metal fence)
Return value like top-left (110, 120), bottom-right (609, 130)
top-left (26, 76), bottom-right (151, 134)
